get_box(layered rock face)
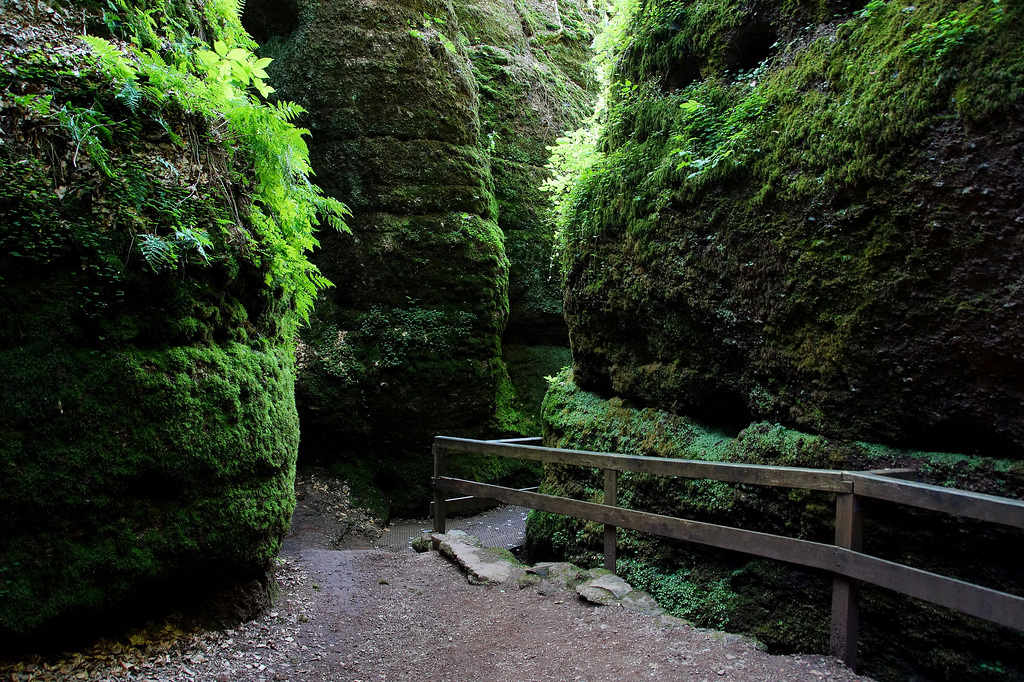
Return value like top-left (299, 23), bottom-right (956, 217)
top-left (534, 1), bottom-right (1024, 679)
top-left (458, 0), bottom-right (596, 427)
top-left (457, 0), bottom-right (595, 342)
top-left (563, 0), bottom-right (1024, 456)
top-left (1, 3), bottom-right (303, 639)
top-left (252, 0), bottom-right (512, 511)
top-left (250, 0), bottom-right (597, 510)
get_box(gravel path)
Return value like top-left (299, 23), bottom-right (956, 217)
top-left (378, 505), bottom-right (530, 553)
top-left (1, 470), bottom-right (873, 681)
top-left (273, 548), bottom-right (870, 682)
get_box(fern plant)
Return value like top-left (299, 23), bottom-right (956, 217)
top-left (80, 4), bottom-right (350, 325)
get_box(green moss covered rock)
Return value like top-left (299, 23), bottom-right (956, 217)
top-left (459, 0), bottom-right (599, 429)
top-left (248, 0), bottom-right (597, 511)
top-left (248, 0), bottom-right (516, 513)
top-left (562, 0), bottom-right (1024, 456)
top-left (456, 0), bottom-right (598, 342)
top-left (531, 369), bottom-right (1024, 681)
top-left (0, 1), bottom-right (309, 640)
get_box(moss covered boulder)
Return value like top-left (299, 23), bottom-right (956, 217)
top-left (247, 0), bottom-right (598, 511)
top-left (531, 370), bottom-right (1024, 681)
top-left (456, 0), bottom-right (599, 429)
top-left (247, 0), bottom-right (512, 513)
top-left (561, 0), bottom-right (1024, 455)
top-left (0, 1), bottom-right (325, 640)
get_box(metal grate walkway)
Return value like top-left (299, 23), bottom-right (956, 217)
top-left (374, 505), bottom-right (530, 552)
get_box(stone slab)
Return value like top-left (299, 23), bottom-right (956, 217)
top-left (431, 530), bottom-right (525, 585)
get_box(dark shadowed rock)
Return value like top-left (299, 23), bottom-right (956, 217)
top-left (562, 0), bottom-right (1024, 457)
top-left (253, 0), bottom-right (512, 514)
top-left (249, 0), bottom-right (598, 511)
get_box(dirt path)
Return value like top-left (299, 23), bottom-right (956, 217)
top-left (268, 547), bottom-right (868, 682)
top-left (1, 470), bottom-right (873, 681)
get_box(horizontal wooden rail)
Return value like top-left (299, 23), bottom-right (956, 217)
top-left (436, 476), bottom-right (838, 569)
top-left (434, 477), bottom-right (1024, 632)
top-left (428, 486), bottom-right (538, 516)
top-left (844, 472), bottom-right (1024, 529)
top-left (436, 437), bottom-right (1024, 527)
top-left (486, 437), bottom-right (544, 445)
top-left (432, 436), bottom-right (1024, 670)
top-left (434, 436), bottom-right (853, 493)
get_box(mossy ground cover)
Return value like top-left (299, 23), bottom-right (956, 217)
top-left (0, 0), bottom-right (330, 641)
top-left (529, 369), bottom-right (1024, 681)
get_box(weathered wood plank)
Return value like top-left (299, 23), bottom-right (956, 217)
top-left (434, 477), bottom-right (840, 572)
top-left (846, 473), bottom-right (1024, 529)
top-left (433, 437), bottom-right (852, 492)
top-left (862, 468), bottom-right (918, 480)
top-left (833, 547), bottom-right (1024, 631)
top-left (604, 468), bottom-right (618, 573)
top-left (830, 493), bottom-right (863, 668)
top-left (432, 445), bottom-right (447, 534)
top-left (487, 437), bottom-right (544, 445)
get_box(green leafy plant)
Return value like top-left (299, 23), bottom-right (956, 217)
top-left (541, 109), bottom-right (606, 246)
top-left (356, 304), bottom-right (474, 369)
top-left (670, 86), bottom-right (771, 179)
top-left (408, 12), bottom-right (459, 55)
top-left (856, 0), bottom-right (887, 20)
top-left (904, 2), bottom-right (1001, 61)
top-left (56, 103), bottom-right (117, 177)
top-left (81, 18), bottom-right (351, 324)
top-left (539, 0), bottom-right (637, 271)
top-left (197, 39), bottom-right (275, 98)
top-left (137, 228), bottom-right (214, 272)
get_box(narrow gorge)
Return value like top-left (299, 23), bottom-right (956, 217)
top-left (2, 1), bottom-right (1023, 681)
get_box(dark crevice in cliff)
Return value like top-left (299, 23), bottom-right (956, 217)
top-left (724, 22), bottom-right (776, 74)
top-left (241, 0), bottom-right (300, 44)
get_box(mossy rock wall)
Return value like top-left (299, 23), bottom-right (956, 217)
top-left (459, 0), bottom-right (600, 430)
top-left (0, 3), bottom-right (300, 640)
top-left (562, 0), bottom-right (1024, 456)
top-left (456, 0), bottom-right (598, 343)
top-left (249, 0), bottom-right (597, 510)
top-left (531, 370), bottom-right (1024, 681)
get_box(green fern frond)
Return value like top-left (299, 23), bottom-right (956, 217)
top-left (81, 35), bottom-right (137, 82)
top-left (115, 80), bottom-right (143, 112)
top-left (138, 234), bottom-right (178, 271)
top-left (81, 4), bottom-right (350, 328)
top-left (151, 114), bottom-right (183, 146)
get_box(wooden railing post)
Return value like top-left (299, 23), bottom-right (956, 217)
top-left (433, 443), bottom-right (448, 534)
top-left (831, 491), bottom-right (863, 669)
top-left (604, 468), bottom-right (618, 573)
top-left (429, 436), bottom-right (1024, 642)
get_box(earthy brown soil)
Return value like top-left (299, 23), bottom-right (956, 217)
top-left (0, 469), bottom-right (873, 681)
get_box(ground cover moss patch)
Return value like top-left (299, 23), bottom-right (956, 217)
top-left (529, 369), bottom-right (1024, 681)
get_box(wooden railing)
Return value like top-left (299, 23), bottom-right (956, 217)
top-left (430, 436), bottom-right (1024, 670)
